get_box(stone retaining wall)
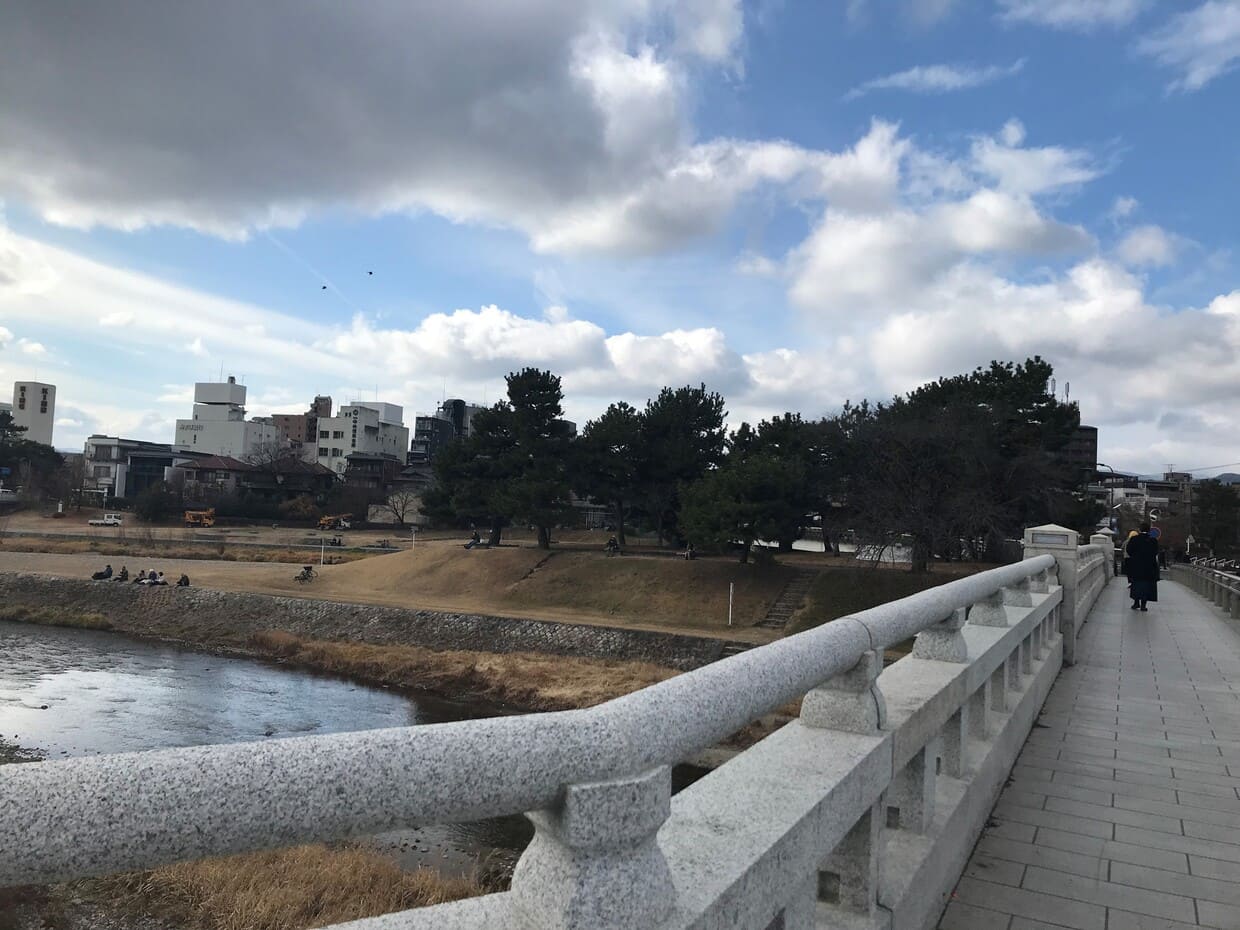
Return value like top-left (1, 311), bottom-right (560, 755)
top-left (0, 572), bottom-right (731, 670)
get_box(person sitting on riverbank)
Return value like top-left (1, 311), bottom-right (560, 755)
top-left (603, 535), bottom-right (621, 556)
top-left (132, 570), bottom-right (147, 584)
top-left (464, 530), bottom-right (482, 550)
top-left (176, 574), bottom-right (190, 587)
top-left (115, 566), bottom-right (129, 582)
top-left (91, 564), bottom-right (113, 581)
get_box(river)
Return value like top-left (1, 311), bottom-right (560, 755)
top-left (0, 619), bottom-right (533, 877)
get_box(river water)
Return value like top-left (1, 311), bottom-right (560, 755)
top-left (0, 619), bottom-right (532, 876)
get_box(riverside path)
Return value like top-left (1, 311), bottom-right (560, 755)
top-left (943, 575), bottom-right (1240, 929)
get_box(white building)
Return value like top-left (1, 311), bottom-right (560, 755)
top-left (10, 381), bottom-right (54, 445)
top-left (173, 377), bottom-right (281, 458)
top-left (11, 381), bottom-right (56, 446)
top-left (315, 402), bottom-right (410, 476)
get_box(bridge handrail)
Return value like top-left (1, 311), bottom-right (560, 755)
top-left (1176, 562), bottom-right (1240, 619)
top-left (1, 552), bottom-right (1071, 930)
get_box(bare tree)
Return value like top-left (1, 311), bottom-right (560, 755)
top-left (381, 487), bottom-right (423, 526)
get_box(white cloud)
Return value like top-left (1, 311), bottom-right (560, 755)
top-left (1116, 225), bottom-right (1179, 267)
top-left (970, 123), bottom-right (1099, 194)
top-left (187, 337), bottom-right (208, 357)
top-left (0, 2), bottom-right (775, 257)
top-left (1110, 195), bottom-right (1139, 220)
top-left (845, 59), bottom-right (1025, 99)
top-left (1138, 1), bottom-right (1240, 92)
top-left (0, 325), bottom-right (11, 348)
top-left (997, 0), bottom-right (1150, 30)
top-left (99, 311), bottom-right (133, 327)
top-left (735, 252), bottom-right (781, 276)
top-left (18, 338), bottom-right (46, 356)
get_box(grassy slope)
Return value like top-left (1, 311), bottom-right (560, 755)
top-left (271, 546), bottom-right (794, 632)
top-left (786, 565), bottom-right (970, 636)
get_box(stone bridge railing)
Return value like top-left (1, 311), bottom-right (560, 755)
top-left (0, 525), bottom-right (1104, 930)
top-left (1175, 561), bottom-right (1240, 620)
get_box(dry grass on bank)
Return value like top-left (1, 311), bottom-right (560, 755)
top-left (0, 605), bottom-right (112, 630)
top-left (71, 844), bottom-right (491, 930)
top-left (281, 546), bottom-right (794, 631)
top-left (785, 565), bottom-right (973, 636)
top-left (0, 536), bottom-right (374, 565)
top-left (251, 630), bottom-right (677, 710)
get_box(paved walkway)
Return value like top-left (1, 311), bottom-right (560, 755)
top-left (941, 577), bottom-right (1240, 930)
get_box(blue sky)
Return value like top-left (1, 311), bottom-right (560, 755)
top-left (0, 0), bottom-right (1237, 475)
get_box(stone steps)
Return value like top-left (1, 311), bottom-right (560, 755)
top-left (755, 569), bottom-right (819, 631)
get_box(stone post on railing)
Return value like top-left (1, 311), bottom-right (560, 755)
top-left (510, 767), bottom-right (676, 930)
top-left (1022, 524), bottom-right (1080, 665)
top-left (1090, 534), bottom-right (1114, 578)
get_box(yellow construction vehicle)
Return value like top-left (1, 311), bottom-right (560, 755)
top-left (184, 508), bottom-right (216, 528)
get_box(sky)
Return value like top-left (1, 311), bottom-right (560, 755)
top-left (0, 0), bottom-right (1238, 477)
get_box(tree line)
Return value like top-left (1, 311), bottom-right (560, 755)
top-left (423, 357), bottom-right (1099, 570)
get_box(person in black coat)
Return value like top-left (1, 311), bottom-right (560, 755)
top-left (1125, 523), bottom-right (1160, 611)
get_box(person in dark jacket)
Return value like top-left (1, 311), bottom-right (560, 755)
top-left (1125, 523), bottom-right (1159, 611)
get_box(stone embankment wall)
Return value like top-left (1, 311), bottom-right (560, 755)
top-left (0, 572), bottom-right (731, 670)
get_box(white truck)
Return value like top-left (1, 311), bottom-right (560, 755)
top-left (87, 513), bottom-right (124, 527)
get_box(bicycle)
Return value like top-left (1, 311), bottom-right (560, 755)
top-left (294, 565), bottom-right (317, 583)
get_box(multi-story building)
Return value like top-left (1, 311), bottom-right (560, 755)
top-left (409, 398), bottom-right (487, 463)
top-left (12, 381), bottom-right (56, 446)
top-left (315, 402), bottom-right (409, 476)
top-left (1063, 425), bottom-right (1098, 488)
top-left (173, 377), bottom-right (281, 458)
top-left (83, 435), bottom-right (180, 501)
top-left (271, 395), bottom-right (333, 461)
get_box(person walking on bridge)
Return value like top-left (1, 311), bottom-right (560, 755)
top-left (1125, 522), bottom-right (1159, 611)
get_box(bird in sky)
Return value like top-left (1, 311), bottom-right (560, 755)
top-left (321, 285), bottom-right (327, 290)
top-left (367, 271), bottom-right (373, 275)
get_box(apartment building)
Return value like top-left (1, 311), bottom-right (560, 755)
top-left (315, 402), bottom-right (409, 476)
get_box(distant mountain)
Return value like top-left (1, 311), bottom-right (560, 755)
top-left (1214, 473), bottom-right (1240, 485)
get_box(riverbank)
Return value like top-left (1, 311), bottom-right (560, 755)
top-left (0, 604), bottom-right (677, 712)
top-left (0, 546), bottom-right (790, 640)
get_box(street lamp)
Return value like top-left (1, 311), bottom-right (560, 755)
top-left (1096, 462), bottom-right (1118, 518)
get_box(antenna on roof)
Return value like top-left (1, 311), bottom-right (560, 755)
top-left (1065, 381), bottom-right (1070, 401)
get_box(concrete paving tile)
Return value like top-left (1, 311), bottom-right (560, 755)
top-left (988, 819), bottom-right (1039, 843)
top-left (1104, 908), bottom-right (1200, 930)
top-left (1183, 818), bottom-right (1240, 846)
top-left (952, 877), bottom-right (1105, 930)
top-left (1043, 797), bottom-right (1182, 835)
top-left (965, 854), bottom-right (1025, 887)
top-left (992, 802), bottom-right (1114, 839)
top-left (1110, 859), bottom-right (1240, 906)
top-left (1021, 865), bottom-right (1195, 922)
top-left (1190, 854), bottom-right (1240, 882)
top-left (977, 836), bottom-right (1105, 881)
top-left (1175, 787), bottom-right (1240, 812)
top-left (1115, 793), bottom-right (1240, 828)
top-left (937, 900), bottom-right (1013, 930)
top-left (1000, 788), bottom-right (1049, 810)
top-left (1035, 828), bottom-right (1189, 873)
top-left (1051, 772), bottom-right (1177, 803)
top-left (1013, 779), bottom-right (1112, 807)
top-left (1114, 825), bottom-right (1240, 864)
top-left (1198, 899), bottom-right (1240, 929)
